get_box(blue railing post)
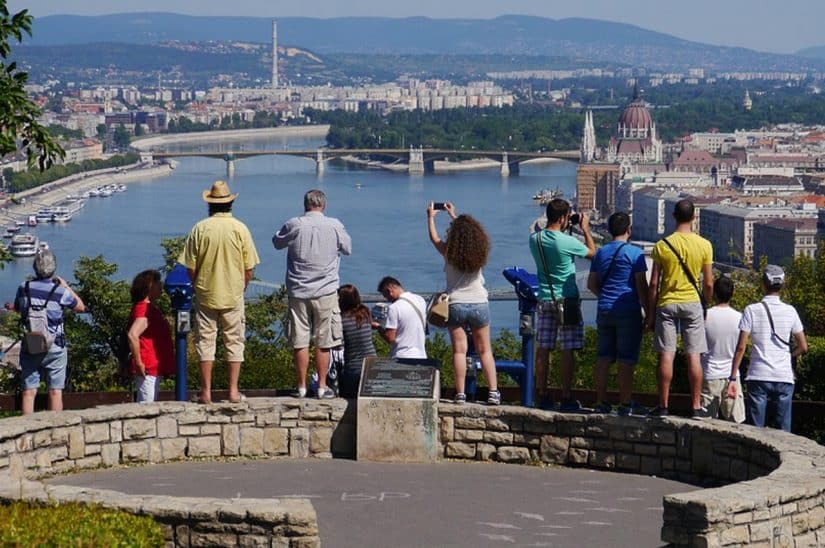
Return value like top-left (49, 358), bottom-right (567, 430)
top-left (499, 267), bottom-right (539, 407)
top-left (164, 264), bottom-right (193, 402)
top-left (518, 296), bottom-right (536, 408)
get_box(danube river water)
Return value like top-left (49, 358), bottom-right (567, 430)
top-left (1, 134), bottom-right (584, 331)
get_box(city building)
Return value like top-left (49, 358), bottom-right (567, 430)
top-left (271, 21), bottom-right (278, 88)
top-left (580, 109), bottom-right (596, 163)
top-left (605, 84), bottom-right (663, 168)
top-left (700, 204), bottom-right (816, 266)
top-left (575, 163), bottom-right (620, 217)
top-left (730, 174), bottom-right (805, 194)
top-left (685, 132), bottom-right (739, 155)
top-left (630, 187), bottom-right (680, 241)
top-left (752, 218), bottom-right (818, 267)
top-left (62, 139), bottom-right (104, 164)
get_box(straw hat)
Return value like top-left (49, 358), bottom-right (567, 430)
top-left (202, 180), bottom-right (237, 203)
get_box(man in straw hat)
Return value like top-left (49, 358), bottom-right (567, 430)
top-left (179, 180), bottom-right (260, 404)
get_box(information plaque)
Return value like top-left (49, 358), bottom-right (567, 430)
top-left (359, 357), bottom-right (438, 399)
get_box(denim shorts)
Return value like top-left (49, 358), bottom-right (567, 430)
top-left (596, 308), bottom-right (643, 364)
top-left (447, 302), bottom-right (490, 328)
top-left (20, 345), bottom-right (68, 390)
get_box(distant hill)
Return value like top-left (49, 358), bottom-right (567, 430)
top-left (26, 13), bottom-right (825, 72)
top-left (797, 46), bottom-right (825, 59)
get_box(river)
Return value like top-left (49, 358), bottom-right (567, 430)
top-left (1, 133), bottom-right (588, 332)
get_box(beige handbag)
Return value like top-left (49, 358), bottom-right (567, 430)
top-left (426, 292), bottom-right (450, 328)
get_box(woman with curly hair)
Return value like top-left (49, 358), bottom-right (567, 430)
top-left (338, 284), bottom-right (377, 398)
top-left (427, 202), bottom-right (500, 405)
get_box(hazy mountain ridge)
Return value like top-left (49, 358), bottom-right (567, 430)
top-left (798, 46), bottom-right (825, 59)
top-left (26, 13), bottom-right (825, 71)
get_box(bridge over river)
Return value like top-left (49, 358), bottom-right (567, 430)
top-left (149, 147), bottom-right (580, 177)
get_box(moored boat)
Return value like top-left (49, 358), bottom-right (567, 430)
top-left (9, 233), bottom-right (38, 257)
top-left (50, 207), bottom-right (72, 223)
top-left (532, 187), bottom-right (563, 205)
top-left (35, 208), bottom-right (54, 223)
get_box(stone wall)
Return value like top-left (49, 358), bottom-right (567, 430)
top-left (1, 398), bottom-right (824, 547)
top-left (438, 404), bottom-right (825, 547)
top-left (0, 399), bottom-right (354, 547)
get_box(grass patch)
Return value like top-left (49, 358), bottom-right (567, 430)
top-left (0, 501), bottom-right (164, 547)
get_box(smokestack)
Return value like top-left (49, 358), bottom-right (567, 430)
top-left (271, 20), bottom-right (278, 88)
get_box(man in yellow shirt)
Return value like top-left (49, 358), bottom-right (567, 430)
top-left (179, 180), bottom-right (260, 404)
top-left (647, 199), bottom-right (713, 417)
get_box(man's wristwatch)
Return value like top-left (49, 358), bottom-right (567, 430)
top-left (728, 376), bottom-right (737, 381)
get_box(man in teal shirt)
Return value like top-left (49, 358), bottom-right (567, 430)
top-left (529, 198), bottom-right (595, 411)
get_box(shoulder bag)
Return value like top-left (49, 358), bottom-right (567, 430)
top-left (662, 237), bottom-right (707, 319)
top-left (598, 242), bottom-right (628, 290)
top-left (425, 292), bottom-right (449, 328)
top-left (535, 231), bottom-right (581, 326)
top-left (398, 294), bottom-right (431, 333)
top-left (760, 301), bottom-right (792, 349)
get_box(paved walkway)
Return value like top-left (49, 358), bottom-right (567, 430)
top-left (51, 459), bottom-right (694, 547)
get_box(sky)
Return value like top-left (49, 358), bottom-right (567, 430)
top-left (8, 0), bottom-right (823, 55)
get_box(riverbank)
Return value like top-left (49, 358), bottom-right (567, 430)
top-left (339, 154), bottom-right (563, 173)
top-left (1, 126), bottom-right (331, 222)
top-left (132, 125), bottom-right (330, 151)
top-left (0, 162), bottom-right (174, 222)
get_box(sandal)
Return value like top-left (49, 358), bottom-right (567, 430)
top-left (227, 394), bottom-right (247, 403)
top-left (191, 395), bottom-right (212, 405)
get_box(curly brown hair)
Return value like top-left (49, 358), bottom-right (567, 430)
top-left (445, 214), bottom-right (491, 273)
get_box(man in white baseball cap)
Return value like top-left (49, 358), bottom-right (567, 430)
top-left (727, 265), bottom-right (807, 431)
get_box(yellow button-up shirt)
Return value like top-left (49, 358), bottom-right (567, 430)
top-left (179, 213), bottom-right (260, 309)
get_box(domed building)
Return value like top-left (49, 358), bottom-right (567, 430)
top-left (606, 84), bottom-right (663, 168)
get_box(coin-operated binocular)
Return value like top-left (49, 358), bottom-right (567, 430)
top-left (164, 264), bottom-right (194, 401)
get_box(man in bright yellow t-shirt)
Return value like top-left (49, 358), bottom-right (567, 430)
top-left (647, 199), bottom-right (713, 418)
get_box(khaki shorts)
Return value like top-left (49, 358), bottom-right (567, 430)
top-left (193, 301), bottom-right (246, 363)
top-left (701, 378), bottom-right (745, 423)
top-left (654, 302), bottom-right (707, 354)
top-left (287, 293), bottom-right (342, 349)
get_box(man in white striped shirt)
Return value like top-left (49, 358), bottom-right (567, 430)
top-left (727, 265), bottom-right (807, 431)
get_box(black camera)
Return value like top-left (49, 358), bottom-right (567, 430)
top-left (569, 213), bottom-right (581, 225)
top-left (433, 202), bottom-right (447, 210)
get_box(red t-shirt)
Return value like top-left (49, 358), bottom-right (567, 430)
top-left (130, 300), bottom-right (175, 376)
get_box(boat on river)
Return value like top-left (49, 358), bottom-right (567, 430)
top-left (9, 233), bottom-right (38, 257)
top-left (50, 207), bottom-right (72, 223)
top-left (532, 188), bottom-right (563, 205)
top-left (35, 208), bottom-right (54, 223)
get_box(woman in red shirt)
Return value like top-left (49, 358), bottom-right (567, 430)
top-left (127, 270), bottom-right (175, 402)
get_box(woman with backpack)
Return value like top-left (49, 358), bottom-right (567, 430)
top-left (127, 270), bottom-right (175, 402)
top-left (15, 249), bottom-right (85, 415)
top-left (427, 202), bottom-right (500, 405)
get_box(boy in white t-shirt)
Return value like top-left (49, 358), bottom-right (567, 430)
top-left (727, 265), bottom-right (808, 432)
top-left (699, 276), bottom-right (744, 422)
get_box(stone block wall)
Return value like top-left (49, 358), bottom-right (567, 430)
top-left (1, 398), bottom-right (824, 547)
top-left (438, 404), bottom-right (825, 547)
top-left (0, 399), bottom-right (354, 547)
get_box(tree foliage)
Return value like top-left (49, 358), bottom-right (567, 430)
top-left (0, 3), bottom-right (63, 170)
top-left (8, 152), bottom-right (139, 192)
top-left (310, 106), bottom-right (584, 152)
